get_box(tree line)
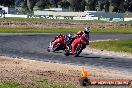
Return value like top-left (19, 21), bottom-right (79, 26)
top-left (0, 0), bottom-right (132, 13)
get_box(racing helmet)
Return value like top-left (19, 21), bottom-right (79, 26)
top-left (68, 34), bottom-right (74, 38)
top-left (83, 27), bottom-right (90, 34)
top-left (68, 34), bottom-right (72, 37)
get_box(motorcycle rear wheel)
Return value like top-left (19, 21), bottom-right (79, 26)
top-left (74, 45), bottom-right (82, 57)
top-left (64, 50), bottom-right (70, 56)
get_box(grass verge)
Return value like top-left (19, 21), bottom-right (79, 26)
top-left (0, 27), bottom-right (81, 33)
top-left (0, 80), bottom-right (78, 88)
top-left (36, 79), bottom-right (78, 88)
top-left (0, 81), bottom-right (131, 88)
top-left (90, 39), bottom-right (132, 54)
top-left (91, 28), bottom-right (132, 33)
top-left (0, 82), bottom-right (24, 88)
top-left (0, 27), bottom-right (132, 33)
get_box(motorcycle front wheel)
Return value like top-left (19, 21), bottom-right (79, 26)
top-left (47, 47), bottom-right (50, 52)
top-left (52, 43), bottom-right (60, 52)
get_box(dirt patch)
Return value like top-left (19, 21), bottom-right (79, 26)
top-left (0, 56), bottom-right (81, 86)
top-left (0, 56), bottom-right (131, 87)
top-left (0, 20), bottom-right (132, 28)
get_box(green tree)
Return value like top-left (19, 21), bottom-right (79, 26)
top-left (27, 0), bottom-right (36, 13)
top-left (21, 0), bottom-right (29, 14)
top-left (36, 0), bottom-right (50, 10)
top-left (2, 0), bottom-right (15, 7)
top-left (54, 0), bottom-right (61, 8)
top-left (87, 0), bottom-right (97, 11)
top-left (99, 0), bottom-right (110, 12)
top-left (111, 0), bottom-right (125, 13)
top-left (0, 0), bottom-right (4, 5)
top-left (104, 1), bottom-right (110, 12)
top-left (60, 0), bottom-right (70, 9)
top-left (70, 0), bottom-right (86, 11)
top-left (80, 0), bottom-right (86, 11)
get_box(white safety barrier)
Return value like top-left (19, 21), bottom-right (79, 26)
top-left (73, 17), bottom-right (98, 20)
top-left (5, 14), bottom-right (28, 18)
top-left (124, 18), bottom-right (132, 21)
top-left (2, 14), bottom-right (131, 22)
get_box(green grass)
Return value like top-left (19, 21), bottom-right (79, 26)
top-left (90, 39), bottom-right (132, 53)
top-left (0, 82), bottom-right (24, 88)
top-left (0, 27), bottom-right (81, 33)
top-left (0, 27), bottom-right (132, 33)
top-left (36, 79), bottom-right (78, 88)
top-left (0, 18), bottom-right (132, 33)
top-left (92, 28), bottom-right (132, 33)
top-left (0, 80), bottom-right (79, 88)
top-left (0, 81), bottom-right (130, 88)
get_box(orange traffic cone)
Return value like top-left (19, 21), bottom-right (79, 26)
top-left (81, 67), bottom-right (88, 77)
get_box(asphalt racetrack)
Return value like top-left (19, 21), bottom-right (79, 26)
top-left (0, 33), bottom-right (132, 72)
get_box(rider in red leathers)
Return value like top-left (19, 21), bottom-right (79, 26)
top-left (51, 34), bottom-right (73, 51)
top-left (54, 34), bottom-right (64, 41)
top-left (71, 28), bottom-right (90, 55)
top-left (74, 31), bottom-right (84, 39)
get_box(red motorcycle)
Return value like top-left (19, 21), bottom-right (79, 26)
top-left (64, 33), bottom-right (89, 57)
top-left (47, 34), bottom-right (73, 52)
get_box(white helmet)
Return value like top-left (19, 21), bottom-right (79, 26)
top-left (68, 34), bottom-right (72, 37)
top-left (83, 27), bottom-right (90, 34)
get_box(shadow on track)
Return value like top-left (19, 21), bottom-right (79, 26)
top-left (77, 56), bottom-right (101, 59)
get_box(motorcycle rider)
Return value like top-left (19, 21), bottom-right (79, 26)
top-left (71, 27), bottom-right (90, 55)
top-left (65, 34), bottom-right (71, 41)
top-left (74, 31), bottom-right (84, 39)
top-left (73, 27), bottom-right (90, 39)
top-left (50, 34), bottom-right (65, 47)
top-left (64, 34), bottom-right (74, 49)
top-left (53, 34), bottom-right (64, 42)
top-left (50, 33), bottom-right (73, 50)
